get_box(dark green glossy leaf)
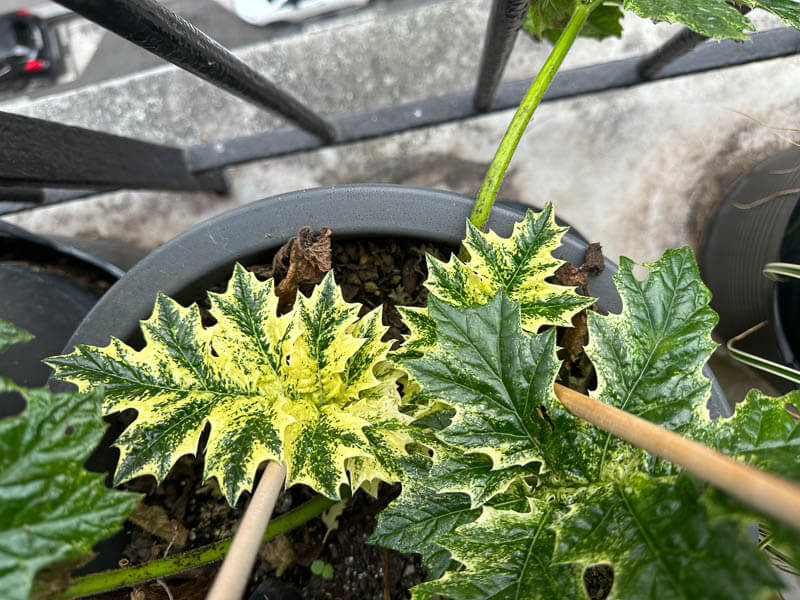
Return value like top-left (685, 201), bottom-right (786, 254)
top-left (555, 474), bottom-right (781, 599)
top-left (405, 293), bottom-right (560, 481)
top-left (623, 0), bottom-right (754, 40)
top-left (743, 0), bottom-right (800, 29)
top-left (428, 449), bottom-right (539, 507)
top-left (543, 3), bottom-right (625, 43)
top-left (586, 247), bottom-right (718, 476)
top-left (709, 389), bottom-right (800, 481)
top-left (370, 480), bottom-right (479, 580)
top-left (0, 318), bottom-right (33, 354)
top-left (0, 378), bottom-right (139, 600)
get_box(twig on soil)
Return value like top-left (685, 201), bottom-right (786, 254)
top-left (382, 548), bottom-right (390, 600)
top-left (383, 548), bottom-right (392, 600)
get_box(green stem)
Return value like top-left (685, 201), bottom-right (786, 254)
top-left (57, 494), bottom-right (335, 599)
top-left (467, 1), bottom-right (598, 234)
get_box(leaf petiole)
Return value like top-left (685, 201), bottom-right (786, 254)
top-left (55, 493), bottom-right (335, 599)
top-left (466, 0), bottom-right (600, 239)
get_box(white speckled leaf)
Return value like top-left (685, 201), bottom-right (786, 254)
top-left (370, 451), bottom-right (533, 580)
top-left (585, 247), bottom-right (718, 476)
top-left (623, 0), bottom-right (754, 39)
top-left (411, 500), bottom-right (583, 600)
top-left (0, 318), bottom-right (33, 353)
top-left (0, 378), bottom-right (139, 600)
top-left (425, 204), bottom-right (593, 332)
top-left (554, 474), bottom-right (781, 599)
top-left (47, 266), bottom-right (408, 504)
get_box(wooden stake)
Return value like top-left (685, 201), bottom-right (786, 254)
top-left (554, 383), bottom-right (800, 531)
top-left (206, 461), bottom-right (287, 600)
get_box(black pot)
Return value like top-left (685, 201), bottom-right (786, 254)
top-left (61, 185), bottom-right (730, 576)
top-left (0, 222), bottom-right (145, 417)
top-left (699, 146), bottom-right (800, 386)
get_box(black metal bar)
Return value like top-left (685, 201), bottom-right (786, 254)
top-left (474, 0), bottom-right (530, 112)
top-left (53, 0), bottom-right (337, 142)
top-left (637, 28), bottom-right (708, 80)
top-left (186, 26), bottom-right (800, 172)
top-left (0, 187), bottom-right (46, 205)
top-left (0, 111), bottom-right (228, 192)
top-left (0, 188), bottom-right (100, 215)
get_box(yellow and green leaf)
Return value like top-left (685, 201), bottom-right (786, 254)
top-left (424, 204), bottom-right (593, 333)
top-left (47, 266), bottom-right (409, 505)
top-left (411, 500), bottom-right (584, 600)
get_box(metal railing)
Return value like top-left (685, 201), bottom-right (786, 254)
top-left (1, 0), bottom-right (799, 215)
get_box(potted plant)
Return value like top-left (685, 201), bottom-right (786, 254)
top-left (4, 1), bottom-right (800, 599)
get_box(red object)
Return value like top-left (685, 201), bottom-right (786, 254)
top-left (24, 59), bottom-right (44, 72)
top-left (14, 9), bottom-right (31, 16)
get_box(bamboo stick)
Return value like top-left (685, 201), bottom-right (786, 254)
top-left (554, 383), bottom-right (800, 531)
top-left (206, 461), bottom-right (287, 600)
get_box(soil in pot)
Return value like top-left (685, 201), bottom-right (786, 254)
top-left (80, 232), bottom-right (603, 600)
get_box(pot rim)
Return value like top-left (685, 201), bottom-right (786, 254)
top-left (64, 185), bottom-right (619, 351)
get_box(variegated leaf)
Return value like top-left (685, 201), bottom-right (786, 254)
top-left (370, 450), bottom-right (533, 581)
top-left (585, 247), bottom-right (718, 477)
top-left (390, 306), bottom-right (438, 363)
top-left (706, 389), bottom-right (800, 480)
top-left (427, 449), bottom-right (539, 508)
top-left (0, 378), bottom-right (139, 600)
top-left (554, 473), bottom-right (781, 599)
top-left (411, 499), bottom-right (584, 600)
top-left (47, 266), bottom-right (408, 505)
top-left (425, 204), bottom-right (594, 332)
top-left (0, 318), bottom-right (33, 353)
top-left (405, 293), bottom-right (560, 478)
top-left (370, 480), bottom-right (479, 580)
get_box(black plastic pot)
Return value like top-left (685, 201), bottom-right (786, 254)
top-left (61, 184), bottom-right (730, 579)
top-left (0, 222), bottom-right (145, 417)
top-left (699, 146), bottom-right (800, 384)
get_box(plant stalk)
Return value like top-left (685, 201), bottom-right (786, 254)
top-left (466, 1), bottom-right (598, 238)
top-left (58, 491), bottom-right (334, 599)
top-left (554, 383), bottom-right (800, 531)
top-left (206, 461), bottom-right (287, 600)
